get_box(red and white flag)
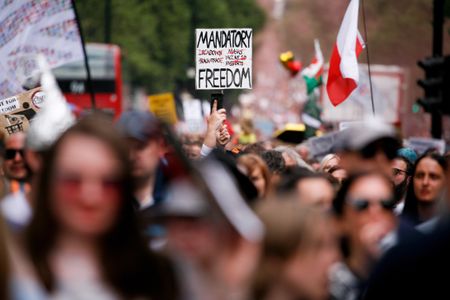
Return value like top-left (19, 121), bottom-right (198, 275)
top-left (326, 0), bottom-right (365, 106)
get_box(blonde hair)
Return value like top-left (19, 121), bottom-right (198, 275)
top-left (319, 154), bottom-right (340, 172)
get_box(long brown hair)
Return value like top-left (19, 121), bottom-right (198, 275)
top-left (25, 114), bottom-right (177, 299)
top-left (237, 153), bottom-right (271, 198)
top-left (0, 215), bottom-right (9, 300)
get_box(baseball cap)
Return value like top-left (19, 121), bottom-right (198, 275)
top-left (397, 148), bottom-right (418, 164)
top-left (116, 110), bottom-right (161, 142)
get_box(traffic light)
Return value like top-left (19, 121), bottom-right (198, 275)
top-left (416, 55), bottom-right (450, 114)
top-left (442, 56), bottom-right (450, 114)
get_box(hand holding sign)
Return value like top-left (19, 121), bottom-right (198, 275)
top-left (208, 100), bottom-right (227, 130)
top-left (204, 100), bottom-right (227, 148)
top-left (217, 123), bottom-right (231, 147)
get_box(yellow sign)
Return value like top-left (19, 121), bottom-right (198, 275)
top-left (0, 87), bottom-right (43, 139)
top-left (148, 93), bottom-right (178, 125)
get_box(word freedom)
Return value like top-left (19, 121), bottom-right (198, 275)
top-left (196, 30), bottom-right (252, 48)
top-left (198, 68), bottom-right (252, 89)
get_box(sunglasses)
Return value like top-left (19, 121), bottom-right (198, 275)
top-left (4, 148), bottom-right (24, 160)
top-left (54, 173), bottom-right (123, 194)
top-left (392, 168), bottom-right (407, 176)
top-left (348, 198), bottom-right (396, 212)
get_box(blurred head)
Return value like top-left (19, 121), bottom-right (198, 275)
top-left (116, 111), bottom-right (164, 181)
top-left (182, 144), bottom-right (201, 160)
top-left (180, 134), bottom-right (202, 160)
top-left (275, 146), bottom-right (313, 171)
top-left (412, 154), bottom-right (446, 203)
top-left (320, 154), bottom-right (340, 173)
top-left (335, 121), bottom-right (400, 176)
top-left (339, 138), bottom-right (399, 177)
top-left (295, 143), bottom-right (310, 161)
top-left (3, 132), bottom-right (30, 181)
top-left (391, 156), bottom-right (412, 202)
top-left (278, 167), bottom-right (335, 211)
top-left (328, 165), bottom-right (348, 185)
top-left (253, 201), bottom-right (338, 300)
top-left (50, 132), bottom-right (123, 237)
top-left (238, 154), bottom-right (271, 198)
top-left (26, 114), bottom-right (149, 292)
top-left (244, 142), bottom-right (269, 155)
top-left (297, 177), bottom-right (334, 211)
top-left (401, 153), bottom-right (447, 224)
top-left (391, 157), bottom-right (411, 187)
top-left (160, 180), bottom-right (219, 264)
top-left (29, 115), bottom-right (133, 239)
top-left (332, 172), bottom-right (397, 259)
top-left (261, 150), bottom-right (286, 175)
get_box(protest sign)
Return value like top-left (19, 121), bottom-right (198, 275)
top-left (182, 98), bottom-right (205, 134)
top-left (148, 93), bottom-right (178, 125)
top-left (405, 137), bottom-right (446, 155)
top-left (0, 0), bottom-right (84, 99)
top-left (0, 87), bottom-right (44, 138)
top-left (196, 28), bottom-right (253, 90)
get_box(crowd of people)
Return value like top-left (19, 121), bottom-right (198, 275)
top-left (0, 97), bottom-right (449, 300)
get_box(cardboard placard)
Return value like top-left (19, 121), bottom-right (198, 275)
top-left (148, 92), bottom-right (178, 125)
top-left (195, 28), bottom-right (253, 90)
top-left (0, 87), bottom-right (44, 138)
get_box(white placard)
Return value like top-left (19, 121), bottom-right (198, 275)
top-left (405, 137), bottom-right (446, 155)
top-left (182, 98), bottom-right (205, 133)
top-left (195, 28), bottom-right (252, 90)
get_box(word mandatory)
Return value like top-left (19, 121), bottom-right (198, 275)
top-left (196, 30), bottom-right (252, 49)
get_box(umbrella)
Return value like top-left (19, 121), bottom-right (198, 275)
top-left (273, 123), bottom-right (306, 144)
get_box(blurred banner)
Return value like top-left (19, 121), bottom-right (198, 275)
top-left (182, 98), bottom-right (205, 134)
top-left (0, 0), bottom-right (83, 98)
top-left (321, 64), bottom-right (405, 124)
top-left (148, 92), bottom-right (178, 125)
top-left (405, 137), bottom-right (445, 155)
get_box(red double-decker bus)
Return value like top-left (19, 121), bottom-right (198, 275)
top-left (53, 43), bottom-right (123, 118)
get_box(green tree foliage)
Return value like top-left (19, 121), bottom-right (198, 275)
top-left (75, 0), bottom-right (265, 93)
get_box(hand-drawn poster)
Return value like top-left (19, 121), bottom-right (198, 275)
top-left (196, 28), bottom-right (253, 90)
top-left (0, 87), bottom-right (44, 138)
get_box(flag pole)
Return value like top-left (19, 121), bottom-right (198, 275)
top-left (361, 0), bottom-right (375, 115)
top-left (71, 0), bottom-right (96, 110)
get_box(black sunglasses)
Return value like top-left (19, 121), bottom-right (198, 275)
top-left (348, 198), bottom-right (396, 212)
top-left (4, 149), bottom-right (24, 160)
top-left (392, 168), bottom-right (407, 176)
